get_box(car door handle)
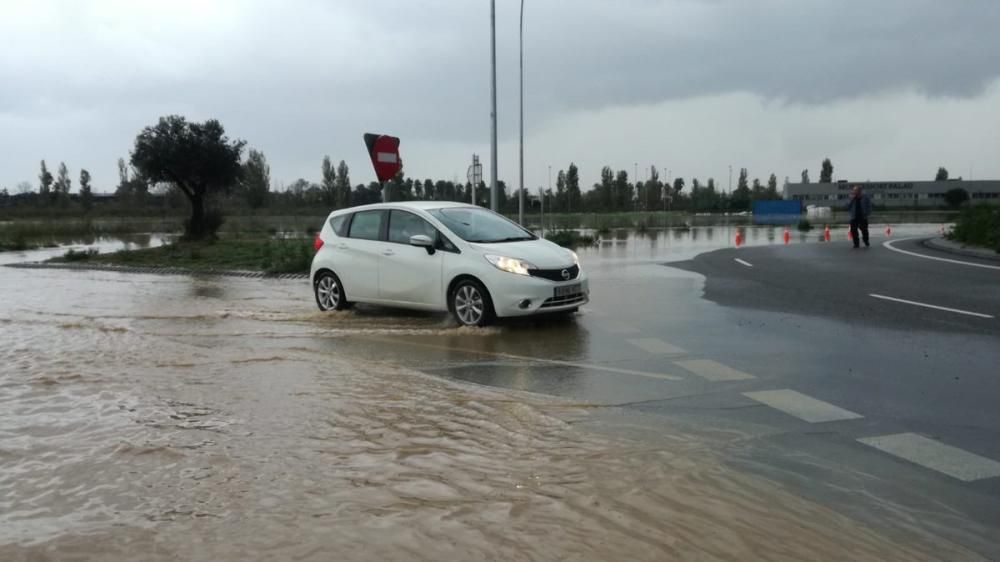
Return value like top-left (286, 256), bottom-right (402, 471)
top-left (336, 243), bottom-right (348, 250)
top-left (382, 249), bottom-right (395, 256)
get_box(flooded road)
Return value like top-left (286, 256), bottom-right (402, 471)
top-left (1, 225), bottom-right (981, 560)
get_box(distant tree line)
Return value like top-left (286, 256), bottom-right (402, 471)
top-left (1, 153), bottom-right (788, 220)
top-left (12, 117), bottom-right (972, 236)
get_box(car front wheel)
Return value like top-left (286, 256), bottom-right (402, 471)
top-left (451, 279), bottom-right (494, 327)
top-left (314, 271), bottom-right (347, 311)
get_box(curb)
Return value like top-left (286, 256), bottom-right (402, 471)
top-left (922, 238), bottom-right (1000, 263)
top-left (2, 262), bottom-right (309, 280)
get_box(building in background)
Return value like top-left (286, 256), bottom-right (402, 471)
top-left (783, 180), bottom-right (1000, 207)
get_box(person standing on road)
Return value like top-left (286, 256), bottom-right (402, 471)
top-left (846, 185), bottom-right (872, 248)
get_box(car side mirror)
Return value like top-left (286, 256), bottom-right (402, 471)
top-left (409, 234), bottom-right (436, 255)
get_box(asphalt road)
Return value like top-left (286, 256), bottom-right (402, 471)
top-left (336, 235), bottom-right (1000, 558)
top-left (675, 236), bottom-right (1000, 335)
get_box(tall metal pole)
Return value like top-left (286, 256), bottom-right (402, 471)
top-left (538, 187), bottom-right (544, 235)
top-left (518, 0), bottom-right (525, 224)
top-left (490, 0), bottom-right (498, 211)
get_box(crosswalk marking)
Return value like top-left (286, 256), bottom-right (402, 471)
top-left (743, 389), bottom-right (863, 423)
top-left (858, 433), bottom-right (1000, 482)
top-left (604, 321), bottom-right (640, 334)
top-left (626, 338), bottom-right (686, 355)
top-left (675, 359), bottom-right (755, 381)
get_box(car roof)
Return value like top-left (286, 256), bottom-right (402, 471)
top-left (330, 201), bottom-right (476, 215)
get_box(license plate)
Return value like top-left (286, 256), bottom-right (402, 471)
top-left (554, 283), bottom-right (582, 298)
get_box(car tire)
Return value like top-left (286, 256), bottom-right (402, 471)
top-left (314, 270), bottom-right (348, 311)
top-left (450, 279), bottom-right (495, 327)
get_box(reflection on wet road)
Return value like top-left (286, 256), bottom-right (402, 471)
top-left (0, 225), bottom-right (989, 560)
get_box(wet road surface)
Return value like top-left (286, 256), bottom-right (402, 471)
top-left (1, 225), bottom-right (994, 560)
top-left (328, 228), bottom-right (1000, 558)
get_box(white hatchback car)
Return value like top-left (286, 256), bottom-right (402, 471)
top-left (310, 201), bottom-right (589, 326)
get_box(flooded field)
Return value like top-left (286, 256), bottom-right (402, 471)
top-left (1, 224), bottom-right (971, 561)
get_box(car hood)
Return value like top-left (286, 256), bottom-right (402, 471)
top-left (469, 239), bottom-right (576, 269)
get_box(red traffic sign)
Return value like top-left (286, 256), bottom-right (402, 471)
top-left (363, 133), bottom-right (402, 182)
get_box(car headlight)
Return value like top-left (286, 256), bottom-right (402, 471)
top-left (485, 254), bottom-right (535, 275)
top-left (569, 250), bottom-right (579, 266)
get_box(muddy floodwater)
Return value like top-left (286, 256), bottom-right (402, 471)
top-left (0, 225), bottom-right (971, 561)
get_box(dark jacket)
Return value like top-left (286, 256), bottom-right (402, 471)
top-left (846, 194), bottom-right (872, 221)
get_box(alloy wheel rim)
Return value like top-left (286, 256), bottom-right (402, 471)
top-left (317, 276), bottom-right (340, 310)
top-left (455, 285), bottom-right (484, 325)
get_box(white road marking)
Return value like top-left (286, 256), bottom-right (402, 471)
top-left (363, 336), bottom-right (683, 380)
top-left (675, 359), bottom-right (755, 381)
top-left (734, 258), bottom-right (754, 268)
top-left (626, 338), bottom-right (686, 355)
top-left (883, 238), bottom-right (1000, 271)
top-left (743, 389), bottom-right (863, 423)
top-left (869, 293), bottom-right (994, 319)
top-left (859, 433), bottom-right (1000, 482)
top-left (604, 320), bottom-right (641, 335)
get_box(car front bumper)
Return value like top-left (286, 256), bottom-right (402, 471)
top-left (487, 272), bottom-right (590, 317)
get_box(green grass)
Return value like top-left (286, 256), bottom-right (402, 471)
top-left (49, 237), bottom-right (316, 274)
top-left (948, 206), bottom-right (1000, 253)
top-left (0, 237), bottom-right (33, 252)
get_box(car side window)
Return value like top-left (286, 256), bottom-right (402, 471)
top-left (348, 210), bottom-right (385, 241)
top-left (388, 210), bottom-right (438, 244)
top-left (329, 214), bottom-right (349, 237)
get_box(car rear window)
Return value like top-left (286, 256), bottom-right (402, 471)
top-left (348, 210), bottom-right (385, 240)
top-left (329, 214), bottom-right (349, 237)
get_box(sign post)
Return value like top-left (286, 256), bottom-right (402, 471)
top-left (363, 133), bottom-right (402, 202)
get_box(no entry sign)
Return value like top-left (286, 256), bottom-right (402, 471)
top-left (363, 133), bottom-right (402, 182)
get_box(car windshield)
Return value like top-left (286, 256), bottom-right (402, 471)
top-left (428, 207), bottom-right (536, 243)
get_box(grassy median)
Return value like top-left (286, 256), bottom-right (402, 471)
top-left (49, 237), bottom-right (315, 274)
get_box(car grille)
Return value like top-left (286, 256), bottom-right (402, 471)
top-left (540, 293), bottom-right (587, 308)
top-left (528, 264), bottom-right (579, 282)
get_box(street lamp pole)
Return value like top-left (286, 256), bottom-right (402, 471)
top-left (489, 0), bottom-right (498, 211)
top-left (518, 0), bottom-right (525, 224)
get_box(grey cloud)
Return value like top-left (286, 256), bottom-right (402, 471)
top-left (1, 0), bottom-right (999, 189)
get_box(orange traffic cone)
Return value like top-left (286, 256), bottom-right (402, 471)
top-left (823, 225), bottom-right (831, 242)
top-left (735, 229), bottom-right (743, 247)
top-left (885, 225), bottom-right (892, 237)
top-left (783, 227), bottom-right (790, 245)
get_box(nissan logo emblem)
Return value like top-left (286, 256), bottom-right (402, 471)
top-left (560, 269), bottom-right (570, 280)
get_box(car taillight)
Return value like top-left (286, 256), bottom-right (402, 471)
top-left (313, 234), bottom-right (324, 251)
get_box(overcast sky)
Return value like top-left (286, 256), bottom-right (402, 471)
top-left (2, 0), bottom-right (999, 194)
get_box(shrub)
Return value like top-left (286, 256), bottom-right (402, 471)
top-left (183, 208), bottom-right (225, 241)
top-left (948, 206), bottom-right (1000, 252)
top-left (545, 230), bottom-right (597, 249)
top-left (797, 218), bottom-right (813, 232)
top-left (63, 248), bottom-right (99, 261)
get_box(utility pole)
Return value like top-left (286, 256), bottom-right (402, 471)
top-left (538, 187), bottom-right (545, 235)
top-left (490, 0), bottom-right (498, 211)
top-left (728, 165), bottom-right (733, 193)
top-left (518, 0), bottom-right (525, 224)
top-left (634, 162), bottom-right (638, 211)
